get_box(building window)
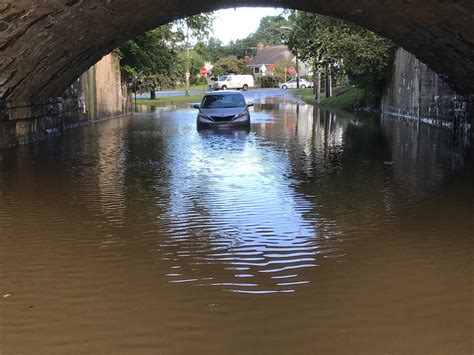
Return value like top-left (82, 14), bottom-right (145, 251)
top-left (254, 67), bottom-right (260, 74)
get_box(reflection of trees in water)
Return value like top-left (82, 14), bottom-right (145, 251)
top-left (2, 102), bottom-right (469, 295)
top-left (276, 104), bottom-right (469, 239)
top-left (121, 106), bottom-right (471, 270)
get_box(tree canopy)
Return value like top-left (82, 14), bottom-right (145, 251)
top-left (212, 56), bottom-right (251, 77)
top-left (286, 11), bottom-right (394, 102)
top-left (117, 25), bottom-right (180, 92)
top-left (118, 14), bottom-right (214, 93)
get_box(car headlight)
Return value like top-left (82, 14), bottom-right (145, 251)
top-left (233, 112), bottom-right (249, 121)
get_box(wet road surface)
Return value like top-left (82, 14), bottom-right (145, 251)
top-left (0, 91), bottom-right (472, 354)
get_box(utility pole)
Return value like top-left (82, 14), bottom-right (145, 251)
top-left (280, 10), bottom-right (300, 89)
top-left (295, 9), bottom-right (300, 89)
top-left (296, 49), bottom-right (300, 89)
top-left (185, 20), bottom-right (190, 96)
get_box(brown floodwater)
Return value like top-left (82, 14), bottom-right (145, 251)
top-left (0, 91), bottom-right (472, 354)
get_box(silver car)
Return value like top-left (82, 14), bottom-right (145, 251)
top-left (194, 91), bottom-right (253, 129)
top-left (279, 78), bottom-right (313, 90)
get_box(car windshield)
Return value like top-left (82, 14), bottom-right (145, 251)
top-left (218, 76), bottom-right (227, 81)
top-left (201, 94), bottom-right (246, 109)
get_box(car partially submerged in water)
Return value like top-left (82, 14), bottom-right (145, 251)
top-left (194, 91), bottom-right (254, 129)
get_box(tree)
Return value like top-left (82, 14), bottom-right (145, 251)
top-left (195, 38), bottom-right (226, 63)
top-left (224, 37), bottom-right (257, 58)
top-left (252, 15), bottom-right (290, 46)
top-left (118, 14), bottom-right (214, 99)
top-left (118, 25), bottom-right (180, 98)
top-left (287, 11), bottom-right (394, 104)
top-left (174, 14), bottom-right (214, 94)
top-left (212, 56), bottom-right (249, 76)
top-left (174, 14), bottom-right (214, 42)
top-left (177, 50), bottom-right (206, 85)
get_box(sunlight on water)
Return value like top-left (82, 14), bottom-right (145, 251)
top-left (0, 91), bottom-right (472, 354)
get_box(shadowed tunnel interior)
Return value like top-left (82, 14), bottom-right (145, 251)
top-left (0, 0), bottom-right (473, 102)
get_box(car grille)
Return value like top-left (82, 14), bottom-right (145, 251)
top-left (211, 116), bottom-right (235, 122)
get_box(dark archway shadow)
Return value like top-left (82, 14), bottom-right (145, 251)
top-left (0, 0), bottom-right (473, 102)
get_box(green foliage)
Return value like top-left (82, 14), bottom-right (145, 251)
top-left (174, 13), bottom-right (214, 41)
top-left (287, 11), bottom-right (394, 103)
top-left (195, 38), bottom-right (225, 62)
top-left (136, 93), bottom-right (204, 106)
top-left (177, 50), bottom-right (206, 84)
top-left (119, 10), bottom-right (393, 104)
top-left (257, 75), bottom-right (283, 88)
top-left (119, 26), bottom-right (180, 92)
top-left (252, 15), bottom-right (289, 46)
top-left (274, 59), bottom-right (295, 77)
top-left (290, 86), bottom-right (364, 111)
top-left (197, 14), bottom-right (290, 60)
top-left (225, 37), bottom-right (257, 58)
top-left (212, 56), bottom-right (249, 76)
top-left (118, 14), bottom-right (214, 92)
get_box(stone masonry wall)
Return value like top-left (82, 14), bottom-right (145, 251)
top-left (0, 54), bottom-right (131, 148)
top-left (77, 53), bottom-right (131, 121)
top-left (382, 48), bottom-right (472, 129)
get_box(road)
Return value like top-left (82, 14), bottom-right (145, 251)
top-left (1, 91), bottom-right (471, 354)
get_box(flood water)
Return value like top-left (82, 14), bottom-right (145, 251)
top-left (0, 91), bottom-right (472, 354)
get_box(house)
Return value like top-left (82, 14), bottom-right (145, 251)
top-left (248, 43), bottom-right (311, 77)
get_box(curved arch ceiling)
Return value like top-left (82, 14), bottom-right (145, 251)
top-left (0, 0), bottom-right (473, 101)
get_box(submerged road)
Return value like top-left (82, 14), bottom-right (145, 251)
top-left (0, 91), bottom-right (472, 354)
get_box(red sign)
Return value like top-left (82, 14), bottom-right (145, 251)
top-left (269, 64), bottom-right (275, 73)
top-left (289, 67), bottom-right (296, 76)
top-left (200, 68), bottom-right (207, 77)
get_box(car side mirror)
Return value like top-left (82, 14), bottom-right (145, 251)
top-left (193, 103), bottom-right (201, 109)
top-left (247, 102), bottom-right (254, 107)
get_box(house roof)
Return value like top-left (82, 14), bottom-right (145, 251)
top-left (248, 45), bottom-right (295, 67)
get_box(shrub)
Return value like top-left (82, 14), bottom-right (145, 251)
top-left (257, 75), bottom-right (283, 88)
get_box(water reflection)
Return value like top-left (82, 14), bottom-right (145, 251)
top-left (0, 93), bottom-right (471, 353)
top-left (160, 123), bottom-right (318, 293)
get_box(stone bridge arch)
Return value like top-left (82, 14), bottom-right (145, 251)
top-left (0, 0), bottom-right (473, 102)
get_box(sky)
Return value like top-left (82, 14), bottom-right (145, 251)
top-left (212, 8), bottom-right (285, 44)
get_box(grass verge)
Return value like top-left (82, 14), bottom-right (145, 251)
top-left (291, 86), bottom-right (364, 112)
top-left (136, 94), bottom-right (204, 106)
top-left (170, 85), bottom-right (208, 92)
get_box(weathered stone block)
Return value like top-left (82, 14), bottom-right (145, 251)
top-left (382, 48), bottom-right (471, 128)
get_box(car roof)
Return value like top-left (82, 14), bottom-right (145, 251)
top-left (204, 91), bottom-right (243, 96)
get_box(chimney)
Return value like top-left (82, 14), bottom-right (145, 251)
top-left (257, 42), bottom-right (265, 53)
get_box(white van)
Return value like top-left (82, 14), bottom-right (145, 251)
top-left (212, 74), bottom-right (255, 91)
